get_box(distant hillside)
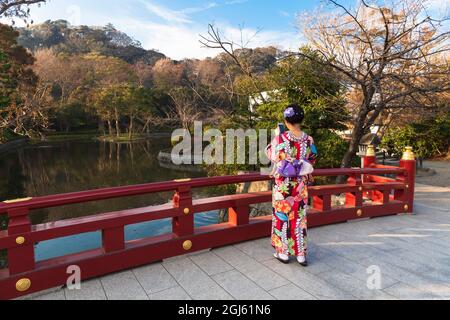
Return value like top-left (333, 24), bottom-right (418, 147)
top-left (16, 20), bottom-right (166, 65)
top-left (15, 20), bottom-right (288, 74)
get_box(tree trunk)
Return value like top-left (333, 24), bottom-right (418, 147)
top-left (128, 114), bottom-right (133, 140)
top-left (115, 119), bottom-right (120, 138)
top-left (114, 108), bottom-right (120, 138)
top-left (98, 119), bottom-right (105, 136)
top-left (142, 119), bottom-right (151, 134)
top-left (107, 120), bottom-right (113, 137)
top-left (336, 104), bottom-right (370, 184)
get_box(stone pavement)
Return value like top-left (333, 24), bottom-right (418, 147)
top-left (23, 183), bottom-right (450, 300)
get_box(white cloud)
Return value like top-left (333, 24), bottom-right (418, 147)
top-left (112, 18), bottom-right (213, 59)
top-left (109, 16), bottom-right (302, 60)
top-left (424, 0), bottom-right (450, 11)
top-left (2, 0), bottom-right (303, 60)
top-left (182, 2), bottom-right (219, 14)
top-left (225, 0), bottom-right (249, 4)
top-left (106, 1), bottom-right (303, 60)
top-left (139, 0), bottom-right (192, 24)
top-left (138, 0), bottom-right (223, 23)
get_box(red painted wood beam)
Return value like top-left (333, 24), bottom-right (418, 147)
top-left (0, 168), bottom-right (404, 214)
top-left (6, 208), bottom-right (35, 275)
top-left (0, 203), bottom-right (178, 249)
top-left (309, 184), bottom-right (357, 196)
top-left (193, 192), bottom-right (271, 212)
top-left (366, 175), bottom-right (398, 183)
top-left (362, 182), bottom-right (405, 190)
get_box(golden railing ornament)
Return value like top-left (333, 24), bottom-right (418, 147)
top-left (3, 197), bottom-right (33, 204)
top-left (182, 240), bottom-right (192, 251)
top-left (365, 145), bottom-right (375, 157)
top-left (401, 146), bottom-right (415, 161)
top-left (16, 278), bottom-right (31, 292)
top-left (183, 208), bottom-right (190, 215)
top-left (15, 236), bottom-right (25, 245)
top-left (356, 209), bottom-right (363, 217)
top-left (174, 178), bottom-right (192, 182)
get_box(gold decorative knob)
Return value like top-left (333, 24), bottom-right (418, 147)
top-left (405, 184), bottom-right (409, 189)
top-left (182, 240), bottom-right (192, 251)
top-left (16, 278), bottom-right (31, 292)
top-left (358, 186), bottom-right (363, 192)
top-left (401, 146), bottom-right (415, 160)
top-left (183, 208), bottom-right (190, 215)
top-left (365, 145), bottom-right (375, 157)
top-left (404, 204), bottom-right (409, 211)
top-left (356, 209), bottom-right (363, 217)
top-left (15, 236), bottom-right (25, 245)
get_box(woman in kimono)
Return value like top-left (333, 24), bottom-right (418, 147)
top-left (265, 104), bottom-right (318, 266)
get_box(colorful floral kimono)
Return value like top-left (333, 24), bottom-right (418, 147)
top-left (265, 131), bottom-right (318, 258)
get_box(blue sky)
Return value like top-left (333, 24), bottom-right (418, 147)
top-left (1, 0), bottom-right (448, 59)
top-left (0, 0), bottom-right (327, 59)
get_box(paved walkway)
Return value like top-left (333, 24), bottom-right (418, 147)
top-left (23, 183), bottom-right (450, 300)
top-left (416, 160), bottom-right (450, 188)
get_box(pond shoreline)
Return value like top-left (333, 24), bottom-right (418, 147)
top-left (97, 132), bottom-right (172, 142)
top-left (0, 137), bottom-right (211, 269)
top-left (0, 132), bottom-right (174, 155)
top-left (0, 137), bottom-right (29, 156)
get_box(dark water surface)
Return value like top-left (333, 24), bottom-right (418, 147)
top-left (0, 138), bottom-right (224, 268)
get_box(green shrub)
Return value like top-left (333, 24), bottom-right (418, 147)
top-left (0, 128), bottom-right (21, 143)
top-left (381, 113), bottom-right (450, 159)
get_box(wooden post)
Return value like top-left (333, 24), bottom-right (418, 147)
top-left (346, 174), bottom-right (363, 207)
top-left (396, 147), bottom-right (416, 214)
top-left (102, 226), bottom-right (125, 253)
top-left (362, 145), bottom-right (376, 201)
top-left (172, 186), bottom-right (193, 237)
top-left (362, 145), bottom-right (376, 179)
top-left (228, 205), bottom-right (249, 226)
top-left (313, 195), bottom-right (331, 211)
top-left (7, 208), bottom-right (35, 275)
top-left (370, 189), bottom-right (389, 204)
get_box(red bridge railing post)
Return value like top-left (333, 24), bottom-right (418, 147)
top-left (345, 173), bottom-right (363, 207)
top-left (396, 147), bottom-right (416, 214)
top-left (172, 185), bottom-right (193, 237)
top-left (362, 145), bottom-right (376, 173)
top-left (361, 145), bottom-right (376, 201)
top-left (313, 194), bottom-right (331, 212)
top-left (7, 208), bottom-right (35, 275)
top-left (228, 205), bottom-right (249, 226)
top-left (102, 226), bottom-right (125, 253)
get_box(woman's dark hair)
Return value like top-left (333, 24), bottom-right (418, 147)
top-left (283, 104), bottom-right (304, 125)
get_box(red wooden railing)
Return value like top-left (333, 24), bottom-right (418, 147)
top-left (0, 152), bottom-right (415, 299)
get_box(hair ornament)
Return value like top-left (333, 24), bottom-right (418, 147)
top-left (284, 107), bottom-right (296, 118)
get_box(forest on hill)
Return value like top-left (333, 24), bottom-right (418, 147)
top-left (3, 20), bottom-right (285, 142)
top-left (17, 20), bottom-right (166, 65)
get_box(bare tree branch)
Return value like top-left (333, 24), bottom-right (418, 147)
top-left (298, 0), bottom-right (450, 169)
top-left (0, 0), bottom-right (46, 20)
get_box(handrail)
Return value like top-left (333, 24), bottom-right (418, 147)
top-left (0, 167), bottom-right (404, 214)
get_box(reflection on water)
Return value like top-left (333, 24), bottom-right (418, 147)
top-left (0, 138), bottom-right (226, 267)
